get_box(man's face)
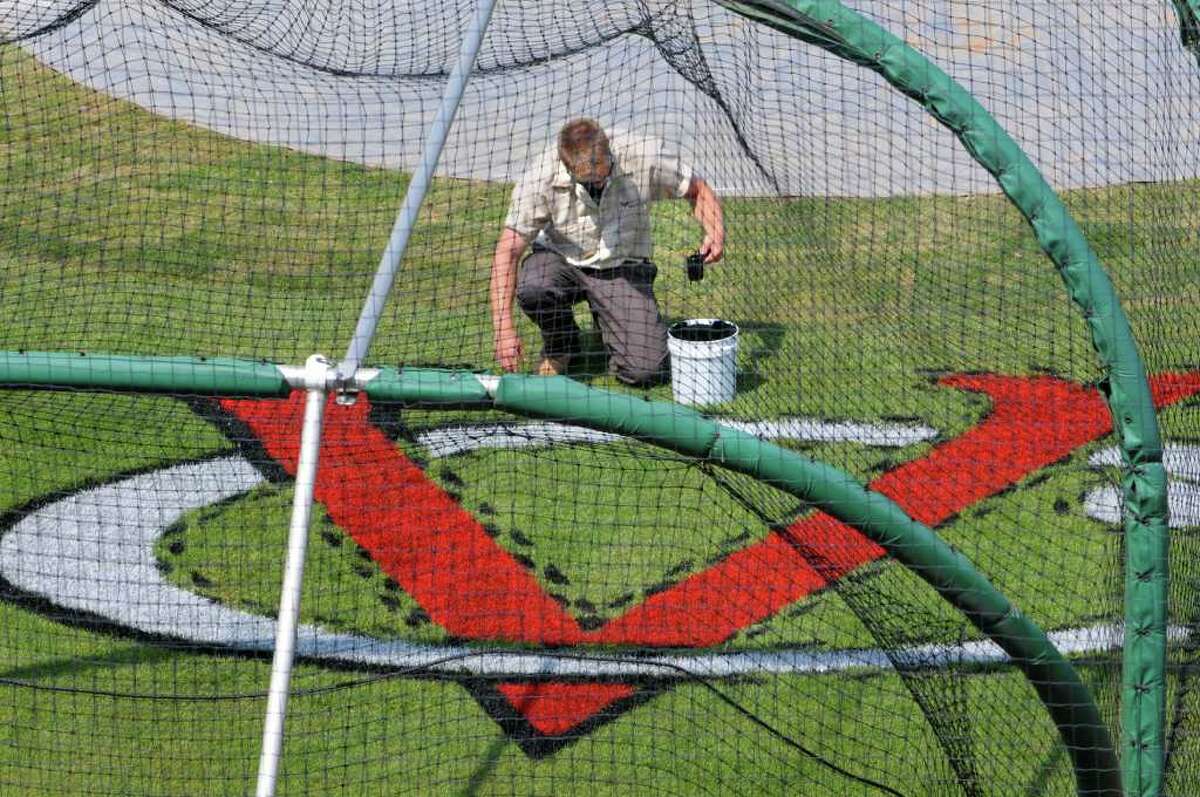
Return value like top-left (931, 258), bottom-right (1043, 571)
top-left (566, 145), bottom-right (613, 195)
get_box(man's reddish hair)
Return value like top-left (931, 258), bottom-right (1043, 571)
top-left (558, 118), bottom-right (610, 173)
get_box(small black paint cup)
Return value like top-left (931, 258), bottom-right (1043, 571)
top-left (686, 252), bottom-right (705, 282)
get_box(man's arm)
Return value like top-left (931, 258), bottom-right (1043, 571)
top-left (684, 176), bottom-right (724, 264)
top-left (490, 226), bottom-right (531, 371)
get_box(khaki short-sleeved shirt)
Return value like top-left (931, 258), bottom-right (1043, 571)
top-left (504, 133), bottom-right (693, 269)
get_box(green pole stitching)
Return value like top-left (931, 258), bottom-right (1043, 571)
top-left (709, 1), bottom-right (1165, 794)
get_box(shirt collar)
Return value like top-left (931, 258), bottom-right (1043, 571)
top-left (551, 160), bottom-right (573, 188)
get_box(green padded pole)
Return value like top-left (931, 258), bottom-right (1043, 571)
top-left (1169, 0), bottom-right (1200, 53)
top-left (712, 2), bottom-right (1166, 793)
top-left (0, 351), bottom-right (291, 397)
top-left (359, 368), bottom-right (493, 406)
top-left (493, 373), bottom-right (1122, 796)
top-left (0, 353), bottom-right (504, 406)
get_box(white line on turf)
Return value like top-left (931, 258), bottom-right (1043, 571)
top-left (1084, 444), bottom-right (1200, 528)
top-left (415, 416), bottom-right (938, 459)
top-left (0, 455), bottom-right (1170, 679)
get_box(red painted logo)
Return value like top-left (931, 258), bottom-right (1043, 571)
top-left (218, 371), bottom-right (1200, 751)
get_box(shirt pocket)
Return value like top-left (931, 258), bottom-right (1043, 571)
top-left (614, 195), bottom-right (648, 237)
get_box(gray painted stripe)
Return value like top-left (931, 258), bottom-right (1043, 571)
top-left (0, 455), bottom-right (1161, 678)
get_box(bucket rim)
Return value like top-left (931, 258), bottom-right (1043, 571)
top-left (667, 318), bottom-right (739, 342)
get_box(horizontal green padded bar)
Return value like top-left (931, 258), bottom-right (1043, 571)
top-left (0, 352), bottom-right (496, 406)
top-left (0, 351), bottom-right (292, 397)
top-left (360, 367), bottom-right (493, 406)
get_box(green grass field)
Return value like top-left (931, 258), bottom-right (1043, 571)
top-left (2, 44), bottom-right (1199, 795)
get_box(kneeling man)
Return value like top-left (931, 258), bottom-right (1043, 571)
top-left (490, 118), bottom-right (724, 385)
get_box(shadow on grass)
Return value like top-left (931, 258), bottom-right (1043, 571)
top-left (458, 733), bottom-right (510, 797)
top-left (0, 642), bottom-right (181, 687)
top-left (563, 327), bottom-right (612, 382)
top-left (1021, 742), bottom-right (1065, 797)
top-left (558, 319), bottom-right (788, 399)
top-left (734, 320), bottom-right (787, 395)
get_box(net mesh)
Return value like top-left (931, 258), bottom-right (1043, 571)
top-left (1, 1), bottom-right (1199, 794)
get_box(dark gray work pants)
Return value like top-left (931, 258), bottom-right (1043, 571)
top-left (516, 249), bottom-right (669, 386)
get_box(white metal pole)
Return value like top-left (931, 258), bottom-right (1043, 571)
top-left (256, 355), bottom-right (330, 797)
top-left (337, 0), bottom-right (500, 382)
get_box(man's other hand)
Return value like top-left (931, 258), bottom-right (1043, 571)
top-left (495, 327), bottom-right (524, 372)
top-left (700, 231), bottom-right (724, 264)
top-left (685, 176), bottom-right (724, 265)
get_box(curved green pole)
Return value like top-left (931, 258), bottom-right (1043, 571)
top-left (1169, 0), bottom-right (1200, 55)
top-left (0, 352), bottom-right (1124, 794)
top-left (488, 372), bottom-right (1122, 797)
top-left (709, 2), bottom-right (1166, 793)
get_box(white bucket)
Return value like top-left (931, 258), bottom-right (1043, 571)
top-left (667, 319), bottom-right (739, 406)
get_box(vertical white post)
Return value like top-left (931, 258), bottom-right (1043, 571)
top-left (337, 0), bottom-right (500, 382)
top-left (256, 355), bottom-right (330, 797)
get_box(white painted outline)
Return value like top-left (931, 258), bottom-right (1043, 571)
top-left (1084, 443), bottom-right (1200, 528)
top-left (0, 453), bottom-right (1170, 680)
top-left (415, 416), bottom-right (937, 459)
